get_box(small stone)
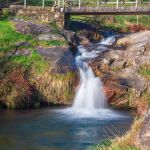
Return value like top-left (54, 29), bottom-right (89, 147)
top-left (15, 49), bottom-right (31, 56)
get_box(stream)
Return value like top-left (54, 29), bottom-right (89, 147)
top-left (0, 108), bottom-right (133, 150)
top-left (0, 35), bottom-right (133, 150)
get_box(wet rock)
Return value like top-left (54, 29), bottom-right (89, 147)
top-left (63, 30), bottom-right (76, 44)
top-left (79, 36), bottom-right (90, 45)
top-left (62, 30), bottom-right (80, 55)
top-left (76, 29), bottom-right (103, 42)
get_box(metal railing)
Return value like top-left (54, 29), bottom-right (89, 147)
top-left (20, 0), bottom-right (150, 12)
top-left (65, 5), bottom-right (150, 12)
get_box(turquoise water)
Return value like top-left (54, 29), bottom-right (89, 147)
top-left (0, 108), bottom-right (133, 150)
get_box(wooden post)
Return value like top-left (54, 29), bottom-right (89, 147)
top-left (58, 0), bottom-right (60, 8)
top-left (79, 0), bottom-right (81, 10)
top-left (63, 0), bottom-right (65, 9)
top-left (136, 0), bottom-right (138, 9)
top-left (24, 0), bottom-right (26, 8)
top-left (137, 15), bottom-right (139, 25)
top-left (97, 0), bottom-right (100, 10)
top-left (116, 0), bottom-right (119, 9)
top-left (42, 0), bottom-right (45, 8)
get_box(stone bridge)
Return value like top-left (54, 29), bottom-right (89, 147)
top-left (9, 2), bottom-right (150, 29)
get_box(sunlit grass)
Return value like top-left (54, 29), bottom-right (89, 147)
top-left (71, 15), bottom-right (150, 32)
top-left (0, 20), bottom-right (30, 53)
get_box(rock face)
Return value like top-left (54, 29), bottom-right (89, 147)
top-left (117, 31), bottom-right (150, 45)
top-left (13, 18), bottom-right (51, 35)
top-left (117, 31), bottom-right (150, 67)
top-left (139, 111), bottom-right (150, 150)
top-left (90, 30), bottom-right (150, 109)
top-left (36, 46), bottom-right (77, 74)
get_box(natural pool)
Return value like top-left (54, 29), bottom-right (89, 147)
top-left (0, 108), bottom-right (133, 150)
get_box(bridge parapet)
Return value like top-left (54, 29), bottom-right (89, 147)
top-left (65, 6), bottom-right (150, 13)
top-left (9, 5), bottom-right (65, 27)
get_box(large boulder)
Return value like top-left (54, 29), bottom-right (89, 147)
top-left (115, 31), bottom-right (150, 66)
top-left (117, 30), bottom-right (150, 46)
top-left (36, 46), bottom-right (77, 74)
top-left (90, 31), bottom-right (150, 108)
top-left (12, 18), bottom-right (51, 35)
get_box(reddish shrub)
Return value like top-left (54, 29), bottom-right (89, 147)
top-left (9, 69), bottom-right (32, 100)
top-left (127, 24), bottom-right (147, 32)
top-left (0, 68), bottom-right (32, 108)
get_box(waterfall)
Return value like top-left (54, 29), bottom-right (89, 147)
top-left (72, 36), bottom-right (116, 111)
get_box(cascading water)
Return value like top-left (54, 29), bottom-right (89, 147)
top-left (72, 36), bottom-right (116, 112)
top-left (56, 35), bottom-right (129, 119)
top-left (72, 46), bottom-right (106, 111)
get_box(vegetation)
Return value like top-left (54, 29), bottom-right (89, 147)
top-left (138, 64), bottom-right (150, 80)
top-left (25, 0), bottom-right (54, 6)
top-left (0, 13), bottom-right (75, 109)
top-left (71, 15), bottom-right (150, 32)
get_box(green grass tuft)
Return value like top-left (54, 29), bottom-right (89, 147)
top-left (138, 64), bottom-right (150, 80)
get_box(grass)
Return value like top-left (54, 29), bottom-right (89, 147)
top-left (0, 17), bottom-right (49, 72)
top-left (9, 50), bottom-right (49, 73)
top-left (0, 15), bottom-right (66, 55)
top-left (0, 20), bottom-right (30, 53)
top-left (138, 64), bottom-right (150, 80)
top-left (32, 40), bottom-right (67, 47)
top-left (71, 15), bottom-right (150, 32)
top-left (88, 118), bottom-right (143, 150)
top-left (26, 0), bottom-right (54, 6)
